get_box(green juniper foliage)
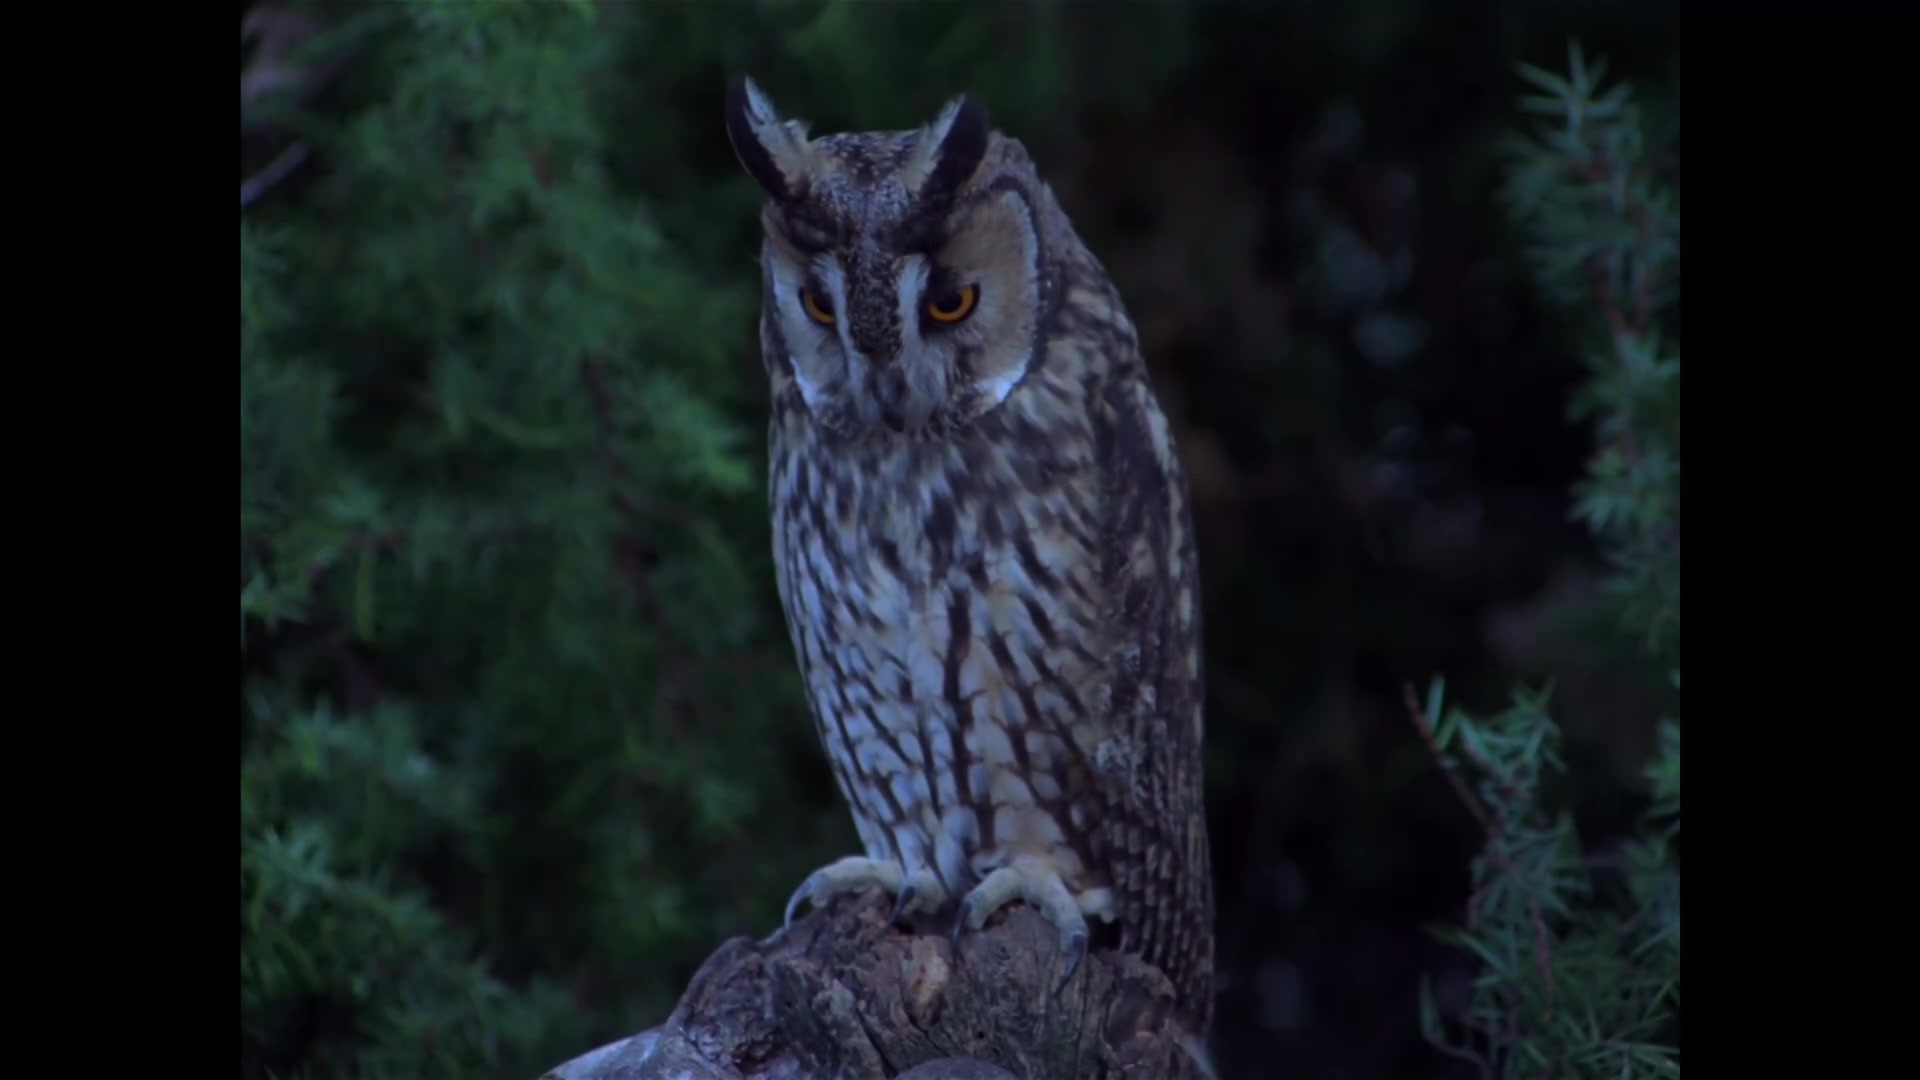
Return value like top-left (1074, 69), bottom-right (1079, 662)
top-left (240, 6), bottom-right (786, 1072)
top-left (1414, 42), bottom-right (1679, 1080)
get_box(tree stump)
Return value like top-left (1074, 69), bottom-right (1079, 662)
top-left (539, 890), bottom-right (1210, 1080)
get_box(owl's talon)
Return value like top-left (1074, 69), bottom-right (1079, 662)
top-left (782, 877), bottom-right (813, 930)
top-left (949, 896), bottom-right (975, 951)
top-left (1055, 928), bottom-right (1088, 996)
top-left (781, 855), bottom-right (905, 929)
top-left (888, 883), bottom-right (919, 927)
top-left (951, 855), bottom-right (1100, 991)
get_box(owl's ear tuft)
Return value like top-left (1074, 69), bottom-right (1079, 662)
top-left (905, 93), bottom-right (991, 208)
top-left (725, 75), bottom-right (816, 203)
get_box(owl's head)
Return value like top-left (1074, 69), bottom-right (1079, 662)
top-left (726, 77), bottom-right (1061, 438)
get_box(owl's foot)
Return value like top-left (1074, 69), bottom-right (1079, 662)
top-left (949, 855), bottom-right (1112, 996)
top-left (782, 855), bottom-right (947, 930)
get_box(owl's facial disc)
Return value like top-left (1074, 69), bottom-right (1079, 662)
top-left (926, 184), bottom-right (1046, 422)
top-left (732, 80), bottom-right (1046, 436)
top-left (770, 187), bottom-right (1043, 436)
top-left (776, 246), bottom-right (955, 433)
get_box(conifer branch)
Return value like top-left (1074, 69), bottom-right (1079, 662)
top-left (242, 140), bottom-right (313, 211)
top-left (1412, 40), bottom-right (1679, 1078)
top-left (579, 357), bottom-right (650, 593)
top-left (1403, 684), bottom-right (1556, 1014)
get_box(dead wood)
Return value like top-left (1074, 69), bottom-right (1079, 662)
top-left (539, 890), bottom-right (1209, 1080)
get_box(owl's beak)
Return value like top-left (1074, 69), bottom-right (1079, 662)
top-left (876, 367), bottom-right (910, 432)
top-left (872, 364), bottom-right (937, 432)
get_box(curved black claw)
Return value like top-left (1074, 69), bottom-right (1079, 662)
top-left (782, 876), bottom-right (815, 931)
top-left (949, 896), bottom-right (975, 952)
top-left (887, 883), bottom-right (919, 927)
top-left (1053, 929), bottom-right (1088, 997)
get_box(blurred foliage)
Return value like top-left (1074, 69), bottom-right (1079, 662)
top-left (240, 3), bottom-right (1195, 1077)
top-left (1414, 43), bottom-right (1680, 1079)
top-left (241, 4), bottom-right (1677, 1079)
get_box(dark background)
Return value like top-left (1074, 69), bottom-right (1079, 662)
top-left (240, 4), bottom-right (1680, 1078)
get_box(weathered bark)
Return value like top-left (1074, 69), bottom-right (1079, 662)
top-left (540, 890), bottom-right (1209, 1080)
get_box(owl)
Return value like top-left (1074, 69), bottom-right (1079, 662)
top-left (725, 77), bottom-right (1214, 1040)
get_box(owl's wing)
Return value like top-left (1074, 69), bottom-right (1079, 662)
top-left (1092, 370), bottom-right (1214, 1034)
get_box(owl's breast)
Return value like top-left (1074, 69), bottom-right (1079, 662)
top-left (773, 429), bottom-right (1112, 890)
top-left (782, 442), bottom-right (1100, 733)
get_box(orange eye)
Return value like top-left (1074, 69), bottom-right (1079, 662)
top-left (925, 283), bottom-right (979, 325)
top-left (800, 287), bottom-right (836, 326)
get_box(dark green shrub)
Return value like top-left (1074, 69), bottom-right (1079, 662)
top-left (1413, 42), bottom-right (1679, 1080)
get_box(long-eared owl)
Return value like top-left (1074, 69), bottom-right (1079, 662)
top-left (725, 78), bottom-right (1214, 1039)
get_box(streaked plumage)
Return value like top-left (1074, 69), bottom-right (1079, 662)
top-left (725, 78), bottom-right (1214, 1039)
